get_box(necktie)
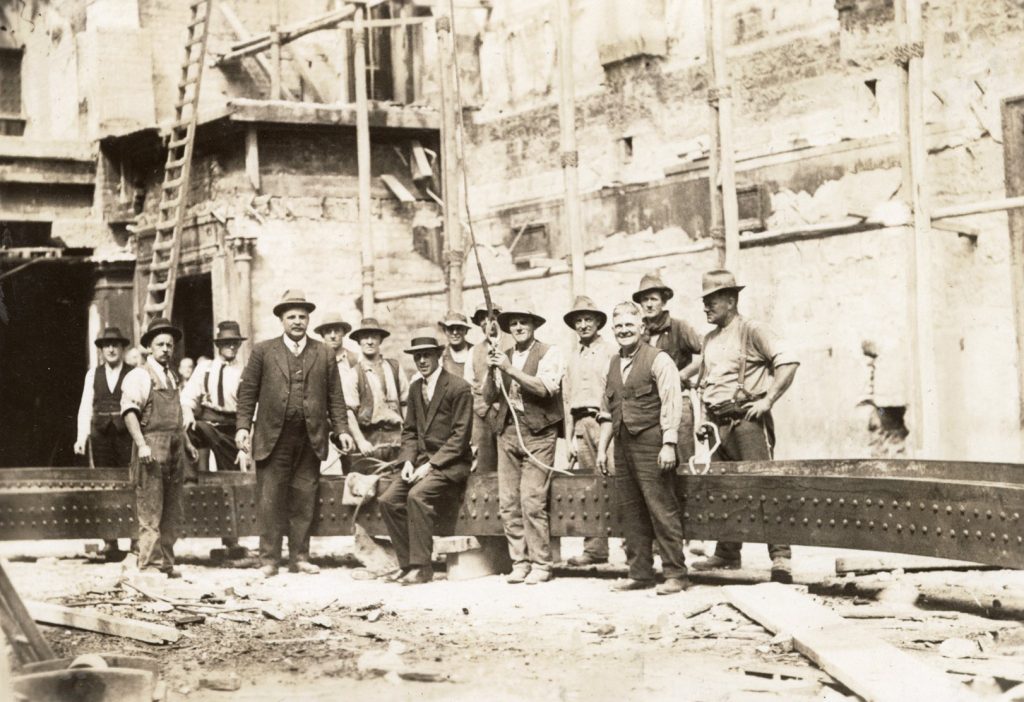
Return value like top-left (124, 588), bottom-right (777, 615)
top-left (422, 380), bottom-right (431, 405)
top-left (217, 363), bottom-right (225, 407)
top-left (293, 342), bottom-right (301, 356)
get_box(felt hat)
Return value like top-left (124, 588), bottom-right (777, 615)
top-left (632, 272), bottom-right (675, 303)
top-left (313, 313), bottom-right (353, 337)
top-left (700, 269), bottom-right (745, 298)
top-left (94, 326), bottom-right (130, 347)
top-left (496, 307), bottom-right (546, 333)
top-left (350, 317), bottom-right (391, 342)
top-left (213, 320), bottom-right (247, 344)
top-left (563, 295), bottom-right (607, 330)
top-left (471, 301), bottom-right (503, 327)
top-left (438, 311), bottom-right (471, 330)
top-left (273, 289), bottom-right (316, 317)
top-left (141, 317), bottom-right (183, 347)
top-left (403, 328), bottom-right (445, 355)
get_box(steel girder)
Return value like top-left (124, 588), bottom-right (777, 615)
top-left (0, 462), bottom-right (1021, 568)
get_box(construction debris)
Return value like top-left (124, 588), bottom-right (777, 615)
top-left (26, 601), bottom-right (180, 645)
top-left (199, 671), bottom-right (242, 692)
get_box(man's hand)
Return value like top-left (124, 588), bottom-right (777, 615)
top-left (409, 463), bottom-right (432, 484)
top-left (486, 348), bottom-right (510, 371)
top-left (744, 397), bottom-right (773, 421)
top-left (184, 440), bottom-right (198, 463)
top-left (182, 408), bottom-right (196, 432)
top-left (658, 444), bottom-right (677, 472)
top-left (400, 460), bottom-right (415, 482)
top-left (235, 429), bottom-right (251, 453)
top-left (566, 435), bottom-right (578, 462)
top-left (596, 448), bottom-right (609, 476)
top-left (137, 444), bottom-right (154, 465)
top-left (74, 439), bottom-right (87, 456)
top-left (337, 433), bottom-right (355, 453)
top-left (356, 437), bottom-right (375, 455)
top-left (235, 450), bottom-right (251, 472)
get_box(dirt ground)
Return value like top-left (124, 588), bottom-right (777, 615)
top-left (4, 538), bottom-right (1023, 701)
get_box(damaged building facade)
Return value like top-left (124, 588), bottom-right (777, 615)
top-left (1, 0), bottom-right (1023, 467)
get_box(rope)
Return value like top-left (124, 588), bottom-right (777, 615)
top-left (446, 0), bottom-right (569, 476)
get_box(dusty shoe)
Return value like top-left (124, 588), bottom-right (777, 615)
top-left (399, 567), bottom-right (434, 586)
top-left (566, 554), bottom-right (608, 567)
top-left (163, 567), bottom-right (183, 579)
top-left (770, 557), bottom-right (793, 584)
top-left (611, 578), bottom-right (655, 592)
top-left (690, 555), bottom-right (741, 571)
top-left (506, 564), bottom-right (531, 584)
top-left (524, 569), bottom-right (552, 585)
top-left (686, 540), bottom-right (708, 557)
top-left (381, 568), bottom-right (409, 583)
top-left (656, 577), bottom-right (690, 595)
top-left (289, 560), bottom-right (320, 574)
top-left (258, 564), bottom-right (279, 578)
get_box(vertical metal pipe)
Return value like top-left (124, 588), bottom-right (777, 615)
top-left (710, 0), bottom-right (740, 271)
top-left (354, 7), bottom-right (375, 317)
top-left (436, 8), bottom-right (463, 312)
top-left (703, 0), bottom-right (725, 266)
top-left (556, 0), bottom-right (586, 297)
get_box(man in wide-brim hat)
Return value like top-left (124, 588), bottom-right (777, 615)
top-left (236, 290), bottom-right (354, 577)
top-left (438, 310), bottom-right (473, 378)
top-left (120, 317), bottom-right (197, 577)
top-left (344, 317), bottom-right (409, 470)
top-left (377, 328), bottom-right (474, 585)
top-left (464, 301), bottom-right (512, 473)
top-left (689, 270), bottom-right (799, 584)
top-left (484, 305), bottom-right (565, 585)
top-left (561, 295), bottom-right (617, 568)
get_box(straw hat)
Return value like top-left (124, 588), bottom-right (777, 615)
top-left (313, 312), bottom-right (352, 337)
top-left (632, 272), bottom-right (674, 303)
top-left (563, 295), bottom-right (607, 330)
top-left (350, 318), bottom-right (391, 342)
top-left (496, 307), bottom-right (545, 333)
top-left (273, 289), bottom-right (316, 317)
top-left (700, 269), bottom-right (745, 298)
top-left (403, 328), bottom-right (445, 355)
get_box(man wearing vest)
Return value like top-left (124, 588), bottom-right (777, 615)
top-left (378, 329), bottom-right (474, 585)
top-left (75, 326), bottom-right (133, 556)
top-left (690, 270), bottom-right (799, 583)
top-left (464, 302), bottom-right (512, 472)
top-left (120, 318), bottom-right (197, 577)
top-left (314, 312), bottom-right (358, 475)
top-left (485, 307), bottom-right (565, 585)
top-left (344, 318), bottom-right (409, 469)
top-left (235, 290), bottom-right (355, 577)
top-left (438, 311), bottom-right (472, 377)
top-left (562, 295), bottom-right (617, 567)
top-left (596, 302), bottom-right (688, 595)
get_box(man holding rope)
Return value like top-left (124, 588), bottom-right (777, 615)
top-left (485, 306), bottom-right (565, 585)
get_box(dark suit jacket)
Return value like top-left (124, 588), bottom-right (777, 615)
top-left (399, 369), bottom-right (473, 481)
top-left (236, 336), bottom-right (349, 461)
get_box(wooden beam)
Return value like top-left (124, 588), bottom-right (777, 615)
top-left (435, 5), bottom-right (463, 312)
top-left (380, 174), bottom-right (416, 202)
top-left (354, 6), bottom-right (374, 318)
top-left (556, 0), bottom-right (585, 298)
top-left (0, 560), bottom-right (54, 663)
top-left (225, 98), bottom-right (441, 130)
top-left (931, 195), bottom-right (1024, 220)
top-left (244, 127), bottom-right (260, 192)
top-left (706, 0), bottom-right (740, 271)
top-left (213, 6), bottom-right (357, 65)
top-left (26, 601), bottom-right (180, 645)
top-left (1002, 100), bottom-right (1024, 441)
top-left (217, 4), bottom-right (297, 101)
top-left (725, 584), bottom-right (971, 702)
top-left (835, 554), bottom-right (983, 576)
top-left (281, 43), bottom-right (328, 103)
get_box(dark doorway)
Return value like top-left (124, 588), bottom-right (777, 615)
top-left (0, 259), bottom-right (92, 467)
top-left (172, 273), bottom-right (214, 364)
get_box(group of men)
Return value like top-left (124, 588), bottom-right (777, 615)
top-left (73, 267), bottom-right (798, 590)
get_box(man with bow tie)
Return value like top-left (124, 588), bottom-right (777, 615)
top-left (378, 328), bottom-right (474, 585)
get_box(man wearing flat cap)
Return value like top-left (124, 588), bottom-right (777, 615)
top-left (484, 306), bottom-right (565, 585)
top-left (236, 290), bottom-right (355, 577)
top-left (561, 295), bottom-right (617, 567)
top-left (463, 302), bottom-right (512, 472)
top-left (438, 311), bottom-right (473, 377)
top-left (690, 270), bottom-right (799, 583)
top-left (120, 317), bottom-right (197, 576)
top-left (378, 328), bottom-right (474, 585)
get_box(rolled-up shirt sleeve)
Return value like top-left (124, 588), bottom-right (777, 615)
top-left (651, 352), bottom-right (683, 444)
top-left (536, 346), bottom-right (566, 396)
top-left (120, 367), bottom-right (153, 418)
top-left (750, 321), bottom-right (799, 369)
top-left (76, 368), bottom-right (96, 445)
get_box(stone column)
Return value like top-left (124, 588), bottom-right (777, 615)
top-left (228, 235), bottom-right (257, 362)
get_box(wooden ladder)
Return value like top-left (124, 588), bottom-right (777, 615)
top-left (141, 0), bottom-right (214, 327)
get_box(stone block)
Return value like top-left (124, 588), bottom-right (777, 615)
top-left (445, 535), bottom-right (512, 581)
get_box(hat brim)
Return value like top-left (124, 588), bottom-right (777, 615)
top-left (700, 284), bottom-right (745, 299)
top-left (563, 309), bottom-right (607, 330)
top-left (403, 344), bottom-right (444, 355)
top-left (497, 311), bottom-right (546, 333)
top-left (140, 326), bottom-right (183, 347)
top-left (313, 323), bottom-right (352, 336)
top-left (472, 310), bottom-right (499, 326)
top-left (94, 337), bottom-right (130, 347)
top-left (273, 301), bottom-right (317, 317)
top-left (440, 321), bottom-right (471, 330)
top-left (350, 328), bottom-right (391, 342)
top-left (632, 286), bottom-right (674, 303)
top-left (214, 335), bottom-right (248, 344)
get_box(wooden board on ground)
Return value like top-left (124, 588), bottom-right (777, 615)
top-left (724, 583), bottom-right (975, 702)
top-left (835, 554), bottom-right (986, 576)
top-left (27, 601), bottom-right (180, 645)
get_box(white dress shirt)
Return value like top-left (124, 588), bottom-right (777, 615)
top-left (506, 341), bottom-right (565, 413)
top-left (422, 365), bottom-right (443, 404)
top-left (282, 334), bottom-right (308, 356)
top-left (76, 362), bottom-right (126, 444)
top-left (181, 356), bottom-right (241, 414)
top-left (121, 356), bottom-right (177, 417)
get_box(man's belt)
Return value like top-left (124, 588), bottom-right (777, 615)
top-left (197, 407), bottom-right (236, 425)
top-left (570, 406), bottom-right (600, 420)
top-left (706, 394), bottom-right (766, 423)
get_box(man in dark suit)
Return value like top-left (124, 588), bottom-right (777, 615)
top-left (378, 328), bottom-right (474, 585)
top-left (235, 290), bottom-right (355, 577)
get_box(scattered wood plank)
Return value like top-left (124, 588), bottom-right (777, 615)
top-left (380, 175), bottom-right (417, 203)
top-left (410, 140), bottom-right (433, 182)
top-left (0, 559), bottom-right (55, 663)
top-left (742, 663), bottom-right (832, 685)
top-left (725, 583), bottom-right (975, 702)
top-left (835, 554), bottom-right (987, 576)
top-left (26, 601), bottom-right (180, 645)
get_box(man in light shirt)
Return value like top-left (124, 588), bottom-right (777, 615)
top-left (596, 301), bottom-right (688, 595)
top-left (313, 312), bottom-right (358, 475)
top-left (438, 311), bottom-right (473, 377)
top-left (463, 302), bottom-right (512, 472)
top-left (485, 306), bottom-right (565, 585)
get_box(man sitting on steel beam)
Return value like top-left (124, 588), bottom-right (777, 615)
top-left (597, 301), bottom-right (688, 595)
top-left (690, 270), bottom-right (800, 583)
top-left (378, 328), bottom-right (474, 585)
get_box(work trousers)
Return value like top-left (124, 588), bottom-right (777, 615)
top-left (711, 415), bottom-right (791, 562)
top-left (186, 414), bottom-right (237, 480)
top-left (676, 399), bottom-right (696, 468)
top-left (134, 434), bottom-right (184, 572)
top-left (574, 415), bottom-right (611, 560)
top-left (497, 423), bottom-right (556, 571)
top-left (90, 426), bottom-right (132, 468)
top-left (471, 413), bottom-right (499, 472)
top-left (613, 424), bottom-right (688, 581)
top-left (379, 470), bottom-right (461, 569)
top-left (256, 417), bottom-right (319, 566)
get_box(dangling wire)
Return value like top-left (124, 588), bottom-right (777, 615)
top-left (445, 1), bottom-right (571, 476)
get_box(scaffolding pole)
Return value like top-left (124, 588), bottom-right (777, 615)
top-left (436, 6), bottom-right (463, 312)
top-left (705, 0), bottom-right (740, 271)
top-left (354, 6), bottom-right (375, 317)
top-left (556, 0), bottom-right (586, 297)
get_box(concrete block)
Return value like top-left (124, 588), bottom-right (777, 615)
top-left (445, 536), bottom-right (512, 581)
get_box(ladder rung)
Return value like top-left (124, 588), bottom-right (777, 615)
top-left (149, 263), bottom-right (170, 273)
top-left (145, 302), bottom-right (169, 314)
top-left (171, 118), bottom-right (193, 131)
top-left (160, 198), bottom-right (182, 211)
top-left (187, 17), bottom-right (207, 30)
top-left (163, 178), bottom-right (183, 191)
top-left (152, 239), bottom-right (175, 253)
top-left (168, 138), bottom-right (189, 150)
top-left (155, 221), bottom-right (177, 232)
top-left (147, 282), bottom-right (170, 293)
top-left (165, 157), bottom-right (186, 170)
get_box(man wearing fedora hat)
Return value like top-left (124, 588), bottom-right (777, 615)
top-left (236, 290), bottom-right (355, 577)
top-left (75, 326), bottom-right (133, 556)
top-left (561, 295), bottom-right (617, 567)
top-left (120, 317), bottom-right (198, 577)
top-left (438, 311), bottom-right (473, 377)
top-left (314, 313), bottom-right (359, 475)
top-left (463, 302), bottom-right (512, 472)
top-left (377, 328), bottom-right (474, 585)
top-left (344, 317), bottom-right (409, 467)
top-left (690, 270), bottom-right (799, 583)
top-left (484, 306), bottom-right (565, 584)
